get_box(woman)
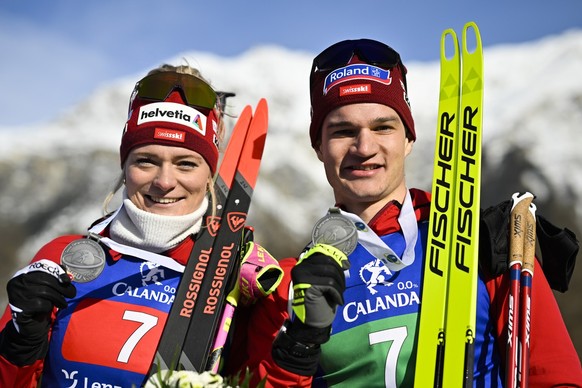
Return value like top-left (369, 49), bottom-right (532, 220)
top-left (0, 64), bottom-right (232, 387)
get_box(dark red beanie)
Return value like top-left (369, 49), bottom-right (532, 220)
top-left (120, 90), bottom-right (219, 174)
top-left (309, 56), bottom-right (415, 148)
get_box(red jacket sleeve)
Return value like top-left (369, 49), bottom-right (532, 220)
top-left (486, 257), bottom-right (582, 387)
top-left (0, 235), bottom-right (77, 388)
top-left (0, 356), bottom-right (43, 388)
top-left (225, 257), bottom-right (312, 387)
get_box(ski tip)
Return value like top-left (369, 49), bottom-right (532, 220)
top-left (240, 104), bottom-right (253, 116)
top-left (462, 22), bottom-right (482, 54)
top-left (441, 29), bottom-right (459, 62)
top-left (255, 98), bottom-right (269, 118)
top-left (253, 98), bottom-right (269, 127)
top-left (463, 21), bottom-right (479, 32)
top-left (442, 28), bottom-right (457, 38)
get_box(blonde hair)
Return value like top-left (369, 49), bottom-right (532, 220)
top-left (102, 63), bottom-right (224, 218)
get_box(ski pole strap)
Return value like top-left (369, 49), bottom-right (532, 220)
top-left (238, 241), bottom-right (284, 305)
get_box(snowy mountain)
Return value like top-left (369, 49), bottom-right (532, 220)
top-left (1, 29), bottom-right (581, 350)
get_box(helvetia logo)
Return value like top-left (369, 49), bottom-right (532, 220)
top-left (137, 102), bottom-right (207, 135)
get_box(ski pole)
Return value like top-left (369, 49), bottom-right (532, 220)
top-left (207, 280), bottom-right (240, 373)
top-left (518, 200), bottom-right (536, 388)
top-left (206, 241), bottom-right (283, 373)
top-left (506, 192), bottom-right (534, 388)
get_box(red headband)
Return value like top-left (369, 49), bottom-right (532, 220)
top-left (309, 56), bottom-right (415, 148)
top-left (120, 90), bottom-right (219, 174)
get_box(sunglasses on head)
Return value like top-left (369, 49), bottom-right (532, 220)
top-left (131, 72), bottom-right (218, 110)
top-left (310, 38), bottom-right (407, 88)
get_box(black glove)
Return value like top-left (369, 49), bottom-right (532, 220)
top-left (535, 214), bottom-right (578, 293)
top-left (0, 259), bottom-right (76, 366)
top-left (479, 198), bottom-right (512, 276)
top-left (273, 244), bottom-right (349, 376)
top-left (291, 243), bottom-right (349, 331)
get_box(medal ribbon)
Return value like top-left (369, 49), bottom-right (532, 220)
top-left (88, 205), bottom-right (185, 273)
top-left (337, 189), bottom-right (418, 272)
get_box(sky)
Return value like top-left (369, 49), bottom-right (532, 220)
top-left (1, 0), bottom-right (581, 127)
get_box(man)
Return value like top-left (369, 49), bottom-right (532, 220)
top-left (226, 39), bottom-right (582, 387)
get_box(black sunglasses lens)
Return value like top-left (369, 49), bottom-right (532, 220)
top-left (314, 39), bottom-right (401, 72)
top-left (357, 39), bottom-right (400, 66)
top-left (134, 73), bottom-right (217, 109)
top-left (314, 43), bottom-right (350, 71)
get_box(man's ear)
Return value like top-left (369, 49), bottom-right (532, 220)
top-left (314, 140), bottom-right (325, 162)
top-left (404, 138), bottom-right (414, 157)
top-left (315, 146), bottom-right (324, 162)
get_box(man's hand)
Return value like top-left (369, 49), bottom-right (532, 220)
top-left (291, 243), bottom-right (350, 329)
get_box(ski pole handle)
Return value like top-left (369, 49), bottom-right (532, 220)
top-left (518, 201), bottom-right (536, 388)
top-left (522, 202), bottom-right (537, 274)
top-left (509, 192), bottom-right (534, 266)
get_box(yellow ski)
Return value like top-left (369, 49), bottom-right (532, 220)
top-left (415, 21), bottom-right (483, 387)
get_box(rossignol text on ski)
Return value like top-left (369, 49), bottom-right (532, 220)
top-left (150, 99), bottom-right (268, 378)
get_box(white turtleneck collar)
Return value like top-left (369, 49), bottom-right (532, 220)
top-left (109, 191), bottom-right (208, 253)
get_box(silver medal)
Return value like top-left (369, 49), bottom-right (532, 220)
top-left (312, 208), bottom-right (358, 255)
top-left (61, 237), bottom-right (106, 283)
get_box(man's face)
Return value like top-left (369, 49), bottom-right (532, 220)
top-left (316, 103), bottom-right (414, 217)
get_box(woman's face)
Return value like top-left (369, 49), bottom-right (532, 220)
top-left (124, 144), bottom-right (212, 216)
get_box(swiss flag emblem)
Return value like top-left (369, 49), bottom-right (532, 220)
top-left (227, 212), bottom-right (247, 232)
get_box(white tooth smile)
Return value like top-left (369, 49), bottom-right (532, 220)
top-left (353, 165), bottom-right (378, 171)
top-left (150, 196), bottom-right (179, 204)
